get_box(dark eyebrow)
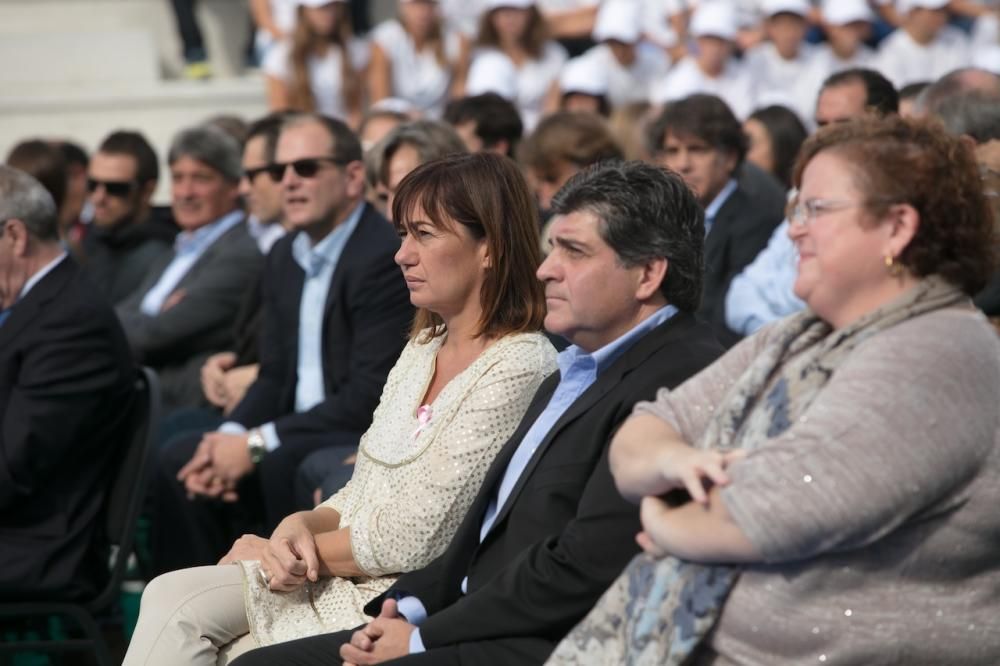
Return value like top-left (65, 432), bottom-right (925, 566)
top-left (552, 236), bottom-right (590, 253)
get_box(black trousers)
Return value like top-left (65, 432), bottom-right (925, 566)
top-left (170, 0), bottom-right (205, 62)
top-left (229, 627), bottom-right (554, 666)
top-left (150, 428), bottom-right (359, 575)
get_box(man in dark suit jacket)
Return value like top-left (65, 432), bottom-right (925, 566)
top-left (116, 124), bottom-right (263, 411)
top-left (230, 161), bottom-right (723, 666)
top-left (650, 94), bottom-right (786, 346)
top-left (0, 167), bottom-right (136, 601)
top-left (152, 114), bottom-right (412, 574)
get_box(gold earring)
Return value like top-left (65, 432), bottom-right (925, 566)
top-left (884, 254), bottom-right (902, 277)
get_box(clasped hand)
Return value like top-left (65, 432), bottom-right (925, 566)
top-left (176, 432), bottom-right (254, 500)
top-left (217, 513), bottom-right (323, 592)
top-left (340, 599), bottom-right (415, 666)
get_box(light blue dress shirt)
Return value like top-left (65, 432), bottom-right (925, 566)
top-left (0, 252), bottom-right (68, 327)
top-left (724, 219), bottom-right (805, 336)
top-left (401, 304), bottom-right (680, 654)
top-left (219, 203), bottom-right (364, 452)
top-left (703, 178), bottom-right (738, 237)
top-left (139, 210), bottom-right (244, 316)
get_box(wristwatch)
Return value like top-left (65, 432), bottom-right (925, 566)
top-left (247, 428), bottom-right (267, 465)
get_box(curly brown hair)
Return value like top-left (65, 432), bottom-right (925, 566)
top-left (792, 115), bottom-right (997, 296)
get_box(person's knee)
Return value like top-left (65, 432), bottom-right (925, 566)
top-left (139, 568), bottom-right (193, 613)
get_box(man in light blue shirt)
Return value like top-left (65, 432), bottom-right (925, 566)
top-left (723, 67), bottom-right (901, 335)
top-left (230, 161), bottom-right (723, 666)
top-left (116, 125), bottom-right (262, 411)
top-left (152, 114), bottom-right (412, 574)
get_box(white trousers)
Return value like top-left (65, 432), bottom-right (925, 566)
top-left (122, 564), bottom-right (257, 666)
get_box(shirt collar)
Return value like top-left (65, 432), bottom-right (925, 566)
top-left (556, 304), bottom-right (680, 376)
top-left (18, 251), bottom-right (68, 301)
top-left (292, 201), bottom-right (365, 276)
top-left (174, 209), bottom-right (244, 254)
top-left (704, 178), bottom-right (738, 224)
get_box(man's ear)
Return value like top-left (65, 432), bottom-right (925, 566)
top-left (3, 218), bottom-right (30, 257)
top-left (635, 256), bottom-right (668, 301)
top-left (139, 179), bottom-right (157, 206)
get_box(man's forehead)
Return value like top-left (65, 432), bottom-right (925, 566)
top-left (170, 156), bottom-right (219, 176)
top-left (91, 151), bottom-right (138, 173)
top-left (549, 210), bottom-right (606, 243)
top-left (277, 122), bottom-right (332, 155)
top-left (817, 82), bottom-right (867, 118)
top-left (664, 132), bottom-right (712, 149)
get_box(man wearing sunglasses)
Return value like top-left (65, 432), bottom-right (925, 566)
top-left (81, 130), bottom-right (176, 306)
top-left (116, 124), bottom-right (263, 413)
top-left (0, 166), bottom-right (137, 602)
top-left (151, 113), bottom-right (412, 575)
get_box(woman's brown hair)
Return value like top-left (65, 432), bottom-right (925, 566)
top-left (793, 115), bottom-right (997, 296)
top-left (474, 6), bottom-right (549, 60)
top-left (391, 152), bottom-right (546, 340)
top-left (287, 3), bottom-right (361, 115)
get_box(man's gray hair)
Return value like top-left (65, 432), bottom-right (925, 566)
top-left (0, 165), bottom-right (59, 242)
top-left (168, 124), bottom-right (243, 182)
top-left (931, 90), bottom-right (1000, 144)
top-left (377, 120), bottom-right (467, 186)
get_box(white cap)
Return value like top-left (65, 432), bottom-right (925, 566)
top-left (559, 56), bottom-right (609, 96)
top-left (821, 0), bottom-right (875, 25)
top-left (592, 0), bottom-right (642, 44)
top-left (761, 0), bottom-right (811, 17)
top-left (484, 0), bottom-right (534, 9)
top-left (897, 0), bottom-right (949, 12)
top-left (689, 2), bottom-right (739, 41)
top-left (466, 50), bottom-right (519, 100)
top-left (297, 0), bottom-right (346, 6)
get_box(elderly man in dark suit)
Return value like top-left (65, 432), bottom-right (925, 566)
top-left (650, 93), bottom-right (787, 347)
top-left (152, 113), bottom-right (413, 574)
top-left (0, 166), bottom-right (136, 601)
top-left (230, 160), bottom-right (723, 666)
top-left (116, 124), bottom-right (263, 411)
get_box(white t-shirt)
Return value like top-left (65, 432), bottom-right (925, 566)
top-left (263, 37), bottom-right (371, 121)
top-left (875, 25), bottom-right (972, 88)
top-left (651, 55), bottom-right (758, 118)
top-left (469, 42), bottom-right (568, 129)
top-left (577, 42), bottom-right (672, 106)
top-left (371, 19), bottom-right (462, 118)
top-left (439, 0), bottom-right (487, 37)
top-left (744, 41), bottom-right (819, 121)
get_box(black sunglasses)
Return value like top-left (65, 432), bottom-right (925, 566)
top-left (243, 165), bottom-right (273, 183)
top-left (87, 178), bottom-right (136, 197)
top-left (265, 156), bottom-right (348, 182)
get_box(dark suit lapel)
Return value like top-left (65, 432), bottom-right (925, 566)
top-left (0, 257), bottom-right (74, 347)
top-left (486, 315), bottom-right (691, 530)
top-left (174, 214), bottom-right (247, 290)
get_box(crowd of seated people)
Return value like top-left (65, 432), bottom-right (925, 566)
top-left (2, 1), bottom-right (1000, 664)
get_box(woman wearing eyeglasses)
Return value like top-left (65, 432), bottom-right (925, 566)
top-left (549, 116), bottom-right (1000, 664)
top-left (123, 153), bottom-right (557, 665)
top-left (263, 0), bottom-right (367, 126)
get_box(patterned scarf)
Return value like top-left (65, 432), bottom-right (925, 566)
top-left (546, 276), bottom-right (966, 666)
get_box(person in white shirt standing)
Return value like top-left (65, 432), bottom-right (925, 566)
top-left (369, 0), bottom-right (464, 118)
top-left (744, 0), bottom-right (818, 121)
top-left (572, 0), bottom-right (671, 108)
top-left (460, 0), bottom-right (568, 130)
top-left (263, 0), bottom-right (369, 126)
top-left (651, 1), bottom-right (757, 118)
top-left (876, 0), bottom-right (972, 88)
